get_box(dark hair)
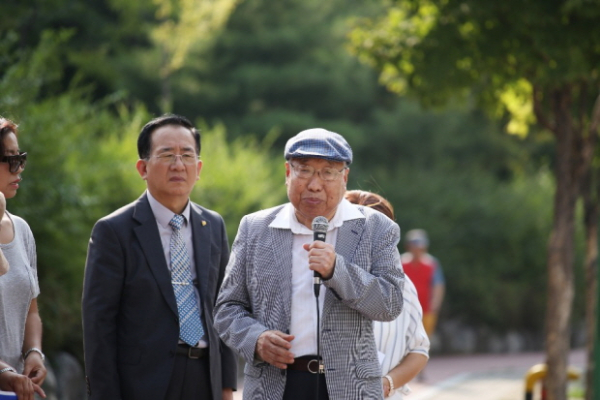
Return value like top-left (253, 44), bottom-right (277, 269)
top-left (0, 117), bottom-right (18, 156)
top-left (344, 189), bottom-right (395, 220)
top-left (137, 114), bottom-right (200, 159)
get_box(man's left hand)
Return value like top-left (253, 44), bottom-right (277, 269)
top-left (304, 241), bottom-right (336, 280)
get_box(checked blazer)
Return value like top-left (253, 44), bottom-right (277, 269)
top-left (214, 203), bottom-right (405, 400)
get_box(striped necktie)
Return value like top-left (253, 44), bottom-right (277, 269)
top-left (169, 214), bottom-right (204, 346)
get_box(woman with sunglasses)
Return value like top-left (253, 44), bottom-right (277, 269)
top-left (0, 117), bottom-right (47, 400)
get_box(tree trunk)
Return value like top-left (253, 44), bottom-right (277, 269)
top-left (545, 188), bottom-right (576, 400)
top-left (584, 94), bottom-right (600, 400)
top-left (582, 167), bottom-right (599, 400)
top-left (544, 89), bottom-right (577, 400)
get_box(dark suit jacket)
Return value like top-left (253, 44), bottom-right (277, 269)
top-left (82, 193), bottom-right (237, 400)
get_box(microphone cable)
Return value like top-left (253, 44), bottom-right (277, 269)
top-left (311, 216), bottom-right (328, 400)
top-left (315, 279), bottom-right (322, 400)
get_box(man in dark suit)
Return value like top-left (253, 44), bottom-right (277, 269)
top-left (82, 114), bottom-right (237, 400)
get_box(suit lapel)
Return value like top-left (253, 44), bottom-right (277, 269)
top-left (334, 217), bottom-right (365, 262)
top-left (323, 216), bottom-right (365, 315)
top-left (133, 194), bottom-right (179, 317)
top-left (190, 204), bottom-right (210, 304)
top-left (270, 224), bottom-right (294, 327)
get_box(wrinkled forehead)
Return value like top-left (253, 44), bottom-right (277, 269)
top-left (150, 125), bottom-right (197, 153)
top-left (289, 157), bottom-right (346, 168)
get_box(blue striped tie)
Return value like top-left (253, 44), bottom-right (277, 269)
top-left (169, 214), bottom-right (204, 346)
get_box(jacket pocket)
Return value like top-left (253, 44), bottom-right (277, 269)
top-left (244, 362), bottom-right (264, 378)
top-left (354, 359), bottom-right (381, 379)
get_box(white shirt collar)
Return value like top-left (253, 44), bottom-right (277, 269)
top-left (146, 190), bottom-right (192, 229)
top-left (270, 198), bottom-right (364, 234)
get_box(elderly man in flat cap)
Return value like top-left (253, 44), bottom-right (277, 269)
top-left (214, 128), bottom-right (405, 400)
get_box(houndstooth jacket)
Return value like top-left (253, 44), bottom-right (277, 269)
top-left (214, 202), bottom-right (405, 400)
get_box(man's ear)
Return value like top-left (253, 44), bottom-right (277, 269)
top-left (136, 159), bottom-right (148, 180)
top-left (196, 160), bottom-right (203, 181)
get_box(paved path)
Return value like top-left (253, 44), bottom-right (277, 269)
top-left (402, 348), bottom-right (585, 400)
top-left (233, 348), bottom-right (586, 400)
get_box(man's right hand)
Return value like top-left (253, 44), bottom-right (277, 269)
top-left (0, 370), bottom-right (46, 400)
top-left (255, 330), bottom-right (295, 369)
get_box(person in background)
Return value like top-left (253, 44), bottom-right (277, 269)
top-left (344, 190), bottom-right (429, 399)
top-left (82, 114), bottom-right (237, 400)
top-left (402, 229), bottom-right (445, 339)
top-left (0, 117), bottom-right (47, 398)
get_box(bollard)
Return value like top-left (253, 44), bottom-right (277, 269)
top-left (524, 363), bottom-right (581, 400)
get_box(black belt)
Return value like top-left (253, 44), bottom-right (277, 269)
top-left (287, 356), bottom-right (324, 374)
top-left (176, 344), bottom-right (208, 359)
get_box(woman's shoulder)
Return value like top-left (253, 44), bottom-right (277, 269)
top-left (6, 211), bottom-right (34, 237)
top-left (6, 211), bottom-right (29, 225)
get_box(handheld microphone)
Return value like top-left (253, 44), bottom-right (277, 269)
top-left (311, 216), bottom-right (329, 297)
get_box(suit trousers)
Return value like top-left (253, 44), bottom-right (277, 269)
top-left (282, 370), bottom-right (329, 400)
top-left (165, 351), bottom-right (213, 400)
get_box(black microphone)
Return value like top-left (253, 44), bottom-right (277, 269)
top-left (311, 216), bottom-right (329, 297)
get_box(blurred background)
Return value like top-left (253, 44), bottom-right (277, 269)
top-left (1, 0), bottom-right (598, 398)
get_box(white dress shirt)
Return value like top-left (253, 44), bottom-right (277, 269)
top-left (147, 191), bottom-right (207, 347)
top-left (269, 199), bottom-right (365, 357)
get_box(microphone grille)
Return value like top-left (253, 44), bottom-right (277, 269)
top-left (312, 216), bottom-right (329, 233)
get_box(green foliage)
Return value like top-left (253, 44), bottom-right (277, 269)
top-left (348, 0), bottom-right (600, 124)
top-left (0, 30), bottom-right (148, 359)
top-left (185, 0), bottom-right (391, 147)
top-left (347, 0), bottom-right (598, 349)
top-left (0, 28), bottom-right (286, 360)
top-left (192, 124), bottom-right (287, 245)
top-left (0, 0), bottom-right (570, 354)
top-left (349, 101), bottom-right (554, 332)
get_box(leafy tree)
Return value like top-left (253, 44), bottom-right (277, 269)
top-left (348, 1), bottom-right (600, 398)
top-left (1, 0), bottom-right (238, 116)
top-left (191, 123), bottom-right (287, 246)
top-left (1, 29), bottom-right (148, 359)
top-left (186, 0), bottom-right (391, 146)
top-left (0, 28), bottom-right (286, 364)
top-left (1, 2), bottom-right (578, 384)
top-left (350, 101), bottom-right (556, 336)
top-left (133, 0), bottom-right (237, 112)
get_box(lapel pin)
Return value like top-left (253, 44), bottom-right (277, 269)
top-left (202, 220), bottom-right (207, 226)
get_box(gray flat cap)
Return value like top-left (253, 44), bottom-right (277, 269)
top-left (284, 128), bottom-right (353, 164)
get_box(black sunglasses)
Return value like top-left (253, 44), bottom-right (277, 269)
top-left (1, 152), bottom-right (27, 173)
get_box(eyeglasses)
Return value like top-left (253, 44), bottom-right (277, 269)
top-left (148, 153), bottom-right (199, 165)
top-left (1, 152), bottom-right (27, 173)
top-left (290, 163), bottom-right (347, 182)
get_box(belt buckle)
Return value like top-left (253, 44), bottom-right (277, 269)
top-left (188, 347), bottom-right (200, 359)
top-left (307, 359), bottom-right (324, 374)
